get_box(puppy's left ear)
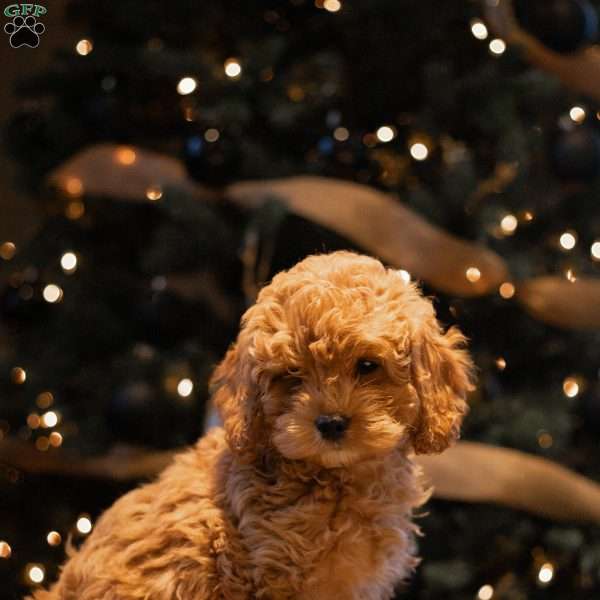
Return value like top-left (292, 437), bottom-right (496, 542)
top-left (410, 318), bottom-right (475, 455)
top-left (209, 340), bottom-right (265, 462)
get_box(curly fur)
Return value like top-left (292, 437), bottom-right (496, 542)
top-left (30, 251), bottom-right (474, 600)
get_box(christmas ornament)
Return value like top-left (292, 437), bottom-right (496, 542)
top-left (107, 381), bottom-right (158, 446)
top-left (551, 126), bottom-right (600, 181)
top-left (582, 388), bottom-right (600, 434)
top-left (0, 284), bottom-right (41, 324)
top-left (514, 0), bottom-right (598, 54)
top-left (515, 0), bottom-right (598, 52)
top-left (136, 290), bottom-right (195, 346)
top-left (485, 0), bottom-right (600, 104)
top-left (182, 130), bottom-right (242, 186)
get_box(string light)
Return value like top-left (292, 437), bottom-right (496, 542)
top-left (20, 285), bottom-right (33, 301)
top-left (65, 177), bottom-right (84, 197)
top-left (49, 432), bottom-right (63, 447)
top-left (66, 200), bottom-right (85, 220)
top-left (559, 231), bottom-right (577, 250)
top-left (183, 106), bottom-right (196, 122)
top-left (0, 541), bottom-right (11, 559)
top-left (323, 0), bottom-right (342, 11)
top-left (0, 241), bottom-right (16, 260)
top-left (61, 252), bottom-right (78, 274)
top-left (537, 562), bottom-right (555, 585)
top-left (288, 84), bottom-right (305, 102)
top-left (115, 147), bottom-right (136, 166)
top-left (537, 431), bottom-right (554, 449)
top-left (333, 127), bottom-right (349, 141)
top-left (101, 75), bottom-right (117, 92)
top-left (11, 367), bottom-right (26, 385)
top-left (477, 584), bottom-right (494, 600)
top-left (410, 142), bottom-right (429, 161)
top-left (569, 106), bottom-right (586, 123)
top-left (489, 38), bottom-right (506, 55)
top-left (500, 214), bottom-right (518, 235)
top-left (27, 413), bottom-right (41, 429)
top-left (466, 267), bottom-right (481, 283)
top-left (151, 276), bottom-right (167, 292)
top-left (224, 58), bottom-right (242, 78)
top-left (26, 564), bottom-right (45, 584)
top-left (146, 185), bottom-right (163, 201)
top-left (204, 128), bottom-right (220, 142)
top-left (259, 66), bottom-right (274, 82)
top-left (76, 516), bottom-right (93, 535)
top-left (41, 411), bottom-right (59, 428)
top-left (177, 76), bottom-right (197, 95)
top-left (362, 133), bottom-right (378, 147)
top-left (522, 210), bottom-right (534, 222)
top-left (177, 378), bottom-right (194, 398)
top-left (36, 436), bottom-right (49, 451)
top-left (495, 357), bottom-right (506, 371)
top-left (46, 531), bottom-right (62, 546)
top-left (470, 19), bottom-right (489, 40)
top-left (591, 241), bottom-right (600, 261)
top-left (75, 39), bottom-right (93, 56)
top-left (43, 284), bottom-right (63, 304)
top-left (563, 376), bottom-right (580, 398)
top-left (36, 391), bottom-right (54, 409)
top-left (376, 126), bottom-right (395, 143)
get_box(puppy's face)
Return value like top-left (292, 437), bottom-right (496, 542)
top-left (212, 252), bottom-right (474, 468)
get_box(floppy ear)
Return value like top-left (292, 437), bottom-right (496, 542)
top-left (410, 319), bottom-right (474, 455)
top-left (209, 341), bottom-right (265, 462)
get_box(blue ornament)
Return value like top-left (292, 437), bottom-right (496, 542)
top-left (318, 136), bottom-right (335, 155)
top-left (185, 135), bottom-right (204, 157)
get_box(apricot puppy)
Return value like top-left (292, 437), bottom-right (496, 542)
top-left (30, 251), bottom-right (473, 600)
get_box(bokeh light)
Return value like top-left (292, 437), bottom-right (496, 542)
top-left (177, 378), bottom-right (194, 398)
top-left (75, 39), bottom-right (93, 56)
top-left (224, 58), bottom-right (242, 78)
top-left (489, 38), bottom-right (506, 55)
top-left (177, 76), bottom-right (198, 95)
top-left (76, 516), bottom-right (93, 535)
top-left (43, 284), bottom-right (63, 304)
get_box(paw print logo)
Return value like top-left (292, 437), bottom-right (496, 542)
top-left (4, 15), bottom-right (45, 48)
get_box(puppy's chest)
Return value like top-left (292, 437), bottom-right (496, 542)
top-left (238, 468), bottom-right (418, 597)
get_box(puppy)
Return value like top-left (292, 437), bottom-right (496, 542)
top-left (30, 251), bottom-right (473, 600)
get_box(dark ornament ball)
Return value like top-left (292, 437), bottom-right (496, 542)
top-left (514, 0), bottom-right (598, 53)
top-left (108, 378), bottom-right (203, 447)
top-left (183, 130), bottom-right (242, 186)
top-left (136, 290), bottom-right (195, 347)
top-left (582, 390), bottom-right (600, 434)
top-left (0, 283), bottom-right (47, 326)
top-left (107, 381), bottom-right (161, 446)
top-left (0, 285), bottom-right (31, 323)
top-left (551, 127), bottom-right (600, 181)
top-left (5, 106), bottom-right (49, 160)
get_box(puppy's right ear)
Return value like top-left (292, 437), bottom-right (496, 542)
top-left (410, 320), bottom-right (474, 455)
top-left (210, 342), bottom-right (264, 462)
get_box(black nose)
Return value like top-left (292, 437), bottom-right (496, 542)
top-left (315, 415), bottom-right (350, 441)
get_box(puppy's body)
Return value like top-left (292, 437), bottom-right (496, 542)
top-left (33, 429), bottom-right (425, 600)
top-left (30, 252), bottom-right (472, 600)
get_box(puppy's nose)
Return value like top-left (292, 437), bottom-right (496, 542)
top-left (315, 415), bottom-right (350, 441)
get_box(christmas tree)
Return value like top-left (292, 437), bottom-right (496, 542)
top-left (2, 0), bottom-right (600, 598)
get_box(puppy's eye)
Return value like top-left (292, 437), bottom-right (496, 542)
top-left (272, 373), bottom-right (303, 389)
top-left (356, 359), bottom-right (379, 376)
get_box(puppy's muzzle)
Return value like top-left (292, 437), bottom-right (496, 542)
top-left (315, 414), bottom-right (350, 441)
